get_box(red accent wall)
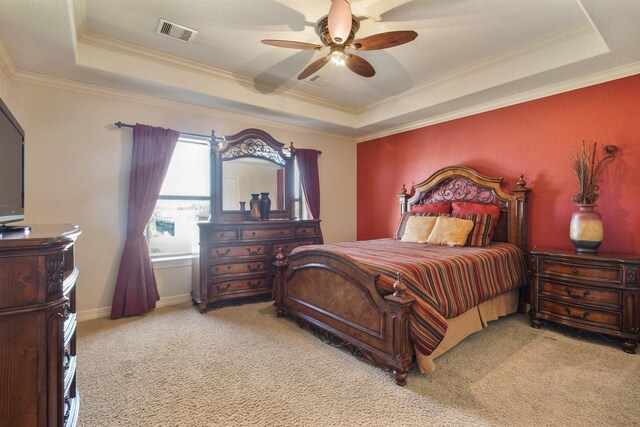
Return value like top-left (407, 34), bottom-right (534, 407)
top-left (357, 74), bottom-right (640, 255)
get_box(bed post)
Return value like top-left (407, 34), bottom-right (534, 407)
top-left (272, 247), bottom-right (288, 318)
top-left (512, 175), bottom-right (530, 252)
top-left (398, 184), bottom-right (409, 215)
top-left (383, 273), bottom-right (415, 386)
top-left (513, 175), bottom-right (531, 312)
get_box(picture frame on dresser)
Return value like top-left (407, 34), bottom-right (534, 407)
top-left (529, 248), bottom-right (639, 354)
top-left (191, 129), bottom-right (321, 313)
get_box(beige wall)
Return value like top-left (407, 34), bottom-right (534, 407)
top-left (1, 77), bottom-right (357, 316)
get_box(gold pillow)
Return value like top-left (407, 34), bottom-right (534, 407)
top-left (401, 215), bottom-right (438, 243)
top-left (427, 216), bottom-right (474, 247)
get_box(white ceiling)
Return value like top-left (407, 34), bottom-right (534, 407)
top-left (0, 0), bottom-right (639, 139)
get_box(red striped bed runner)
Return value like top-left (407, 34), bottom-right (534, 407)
top-left (292, 239), bottom-right (527, 355)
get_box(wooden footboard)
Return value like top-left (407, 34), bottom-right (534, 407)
top-left (272, 249), bottom-right (415, 385)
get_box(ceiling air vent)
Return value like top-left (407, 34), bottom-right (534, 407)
top-left (156, 19), bottom-right (198, 43)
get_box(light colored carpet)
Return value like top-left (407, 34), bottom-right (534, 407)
top-left (77, 301), bottom-right (640, 427)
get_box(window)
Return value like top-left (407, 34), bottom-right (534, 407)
top-left (293, 160), bottom-right (307, 220)
top-left (147, 137), bottom-right (210, 258)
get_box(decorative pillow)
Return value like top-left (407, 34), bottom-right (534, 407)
top-left (452, 213), bottom-right (496, 247)
top-left (401, 215), bottom-right (438, 243)
top-left (451, 202), bottom-right (501, 237)
top-left (426, 216), bottom-right (474, 247)
top-left (395, 211), bottom-right (446, 239)
top-left (411, 202), bottom-right (451, 214)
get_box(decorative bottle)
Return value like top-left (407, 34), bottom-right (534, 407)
top-left (249, 194), bottom-right (261, 220)
top-left (259, 192), bottom-right (271, 221)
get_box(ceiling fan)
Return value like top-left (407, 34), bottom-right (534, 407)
top-left (261, 0), bottom-right (418, 80)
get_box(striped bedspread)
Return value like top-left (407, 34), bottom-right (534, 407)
top-left (291, 239), bottom-right (527, 355)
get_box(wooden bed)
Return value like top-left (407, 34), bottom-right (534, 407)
top-left (272, 166), bottom-right (530, 385)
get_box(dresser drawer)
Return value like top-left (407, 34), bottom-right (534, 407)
top-left (209, 277), bottom-right (269, 295)
top-left (242, 227), bottom-right (292, 239)
top-left (208, 243), bottom-right (267, 259)
top-left (273, 239), bottom-right (317, 256)
top-left (540, 280), bottom-right (621, 309)
top-left (294, 226), bottom-right (317, 237)
top-left (539, 298), bottom-right (620, 330)
top-left (208, 228), bottom-right (240, 242)
top-left (540, 259), bottom-right (622, 284)
top-left (208, 260), bottom-right (267, 276)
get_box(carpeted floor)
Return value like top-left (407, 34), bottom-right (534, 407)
top-left (77, 301), bottom-right (640, 427)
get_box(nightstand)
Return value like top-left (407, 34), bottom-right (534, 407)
top-left (529, 248), bottom-right (639, 354)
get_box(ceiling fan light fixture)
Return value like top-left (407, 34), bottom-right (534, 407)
top-left (330, 52), bottom-right (346, 67)
top-left (328, 0), bottom-right (352, 44)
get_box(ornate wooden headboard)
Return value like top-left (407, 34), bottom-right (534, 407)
top-left (398, 166), bottom-right (530, 251)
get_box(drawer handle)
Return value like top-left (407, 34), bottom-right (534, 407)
top-left (564, 307), bottom-right (590, 320)
top-left (247, 281), bottom-right (262, 289)
top-left (63, 349), bottom-right (71, 371)
top-left (252, 231), bottom-right (256, 236)
top-left (279, 230), bottom-right (285, 235)
top-left (216, 283), bottom-right (231, 292)
top-left (572, 268), bottom-right (578, 275)
top-left (247, 264), bottom-right (262, 272)
top-left (564, 287), bottom-right (590, 299)
top-left (247, 247), bottom-right (262, 255)
top-left (63, 303), bottom-right (71, 321)
top-left (64, 397), bottom-right (72, 424)
top-left (215, 248), bottom-right (231, 257)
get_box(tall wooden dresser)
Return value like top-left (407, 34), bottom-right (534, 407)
top-left (0, 224), bottom-right (81, 427)
top-left (192, 219), bottom-right (320, 313)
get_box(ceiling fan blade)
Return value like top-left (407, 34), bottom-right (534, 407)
top-left (328, 0), bottom-right (353, 44)
top-left (261, 39), bottom-right (324, 50)
top-left (351, 31), bottom-right (418, 51)
top-left (297, 55), bottom-right (331, 80)
top-left (345, 54), bottom-right (376, 78)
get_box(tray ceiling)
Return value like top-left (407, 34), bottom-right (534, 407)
top-left (0, 0), bottom-right (639, 139)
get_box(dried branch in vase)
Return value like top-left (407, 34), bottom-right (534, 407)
top-left (570, 141), bottom-right (617, 204)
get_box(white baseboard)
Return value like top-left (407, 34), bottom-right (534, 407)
top-left (76, 293), bottom-right (193, 322)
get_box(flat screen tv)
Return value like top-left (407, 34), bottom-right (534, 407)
top-left (0, 96), bottom-right (26, 231)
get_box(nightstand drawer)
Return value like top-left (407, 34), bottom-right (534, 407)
top-left (540, 259), bottom-right (621, 283)
top-left (540, 280), bottom-right (621, 309)
top-left (539, 298), bottom-right (620, 330)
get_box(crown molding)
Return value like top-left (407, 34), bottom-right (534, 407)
top-left (80, 32), bottom-right (357, 115)
top-left (0, 39), bottom-right (17, 78)
top-left (356, 61), bottom-right (640, 143)
top-left (358, 25), bottom-right (603, 116)
top-left (5, 65), bottom-right (354, 142)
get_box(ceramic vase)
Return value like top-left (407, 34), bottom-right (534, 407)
top-left (249, 194), bottom-right (261, 220)
top-left (570, 204), bottom-right (603, 254)
top-left (259, 192), bottom-right (271, 221)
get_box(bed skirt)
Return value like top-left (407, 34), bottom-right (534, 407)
top-left (415, 289), bottom-right (519, 373)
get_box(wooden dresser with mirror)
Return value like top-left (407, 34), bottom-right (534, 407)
top-left (191, 128), bottom-right (321, 313)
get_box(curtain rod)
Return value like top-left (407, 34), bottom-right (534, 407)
top-left (114, 121), bottom-right (321, 154)
top-left (114, 121), bottom-right (218, 140)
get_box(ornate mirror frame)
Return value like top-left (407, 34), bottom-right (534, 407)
top-left (210, 128), bottom-right (295, 221)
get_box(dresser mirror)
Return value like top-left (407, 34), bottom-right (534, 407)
top-left (211, 128), bottom-right (295, 221)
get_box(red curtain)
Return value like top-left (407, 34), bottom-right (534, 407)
top-left (111, 124), bottom-right (179, 319)
top-left (296, 149), bottom-right (323, 243)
